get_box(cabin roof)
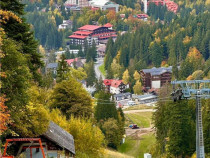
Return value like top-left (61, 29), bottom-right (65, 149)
top-left (43, 121), bottom-right (75, 155)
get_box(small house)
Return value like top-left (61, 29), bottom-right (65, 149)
top-left (113, 92), bottom-right (132, 101)
top-left (3, 122), bottom-right (75, 158)
top-left (103, 79), bottom-right (129, 94)
top-left (132, 94), bottom-right (157, 104)
top-left (46, 63), bottom-right (58, 75)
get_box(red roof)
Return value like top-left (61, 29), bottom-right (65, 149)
top-left (137, 14), bottom-right (149, 18)
top-left (103, 23), bottom-right (113, 28)
top-left (103, 79), bottom-right (124, 88)
top-left (69, 35), bottom-right (87, 39)
top-left (78, 25), bottom-right (101, 31)
top-left (65, 58), bottom-right (78, 66)
top-left (74, 31), bottom-right (92, 35)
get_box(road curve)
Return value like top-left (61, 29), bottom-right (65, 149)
top-left (94, 58), bottom-right (105, 80)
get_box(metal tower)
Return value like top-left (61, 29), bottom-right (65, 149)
top-left (171, 80), bottom-right (210, 158)
top-left (144, 0), bottom-right (148, 14)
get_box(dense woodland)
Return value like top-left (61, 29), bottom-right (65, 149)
top-left (0, 0), bottom-right (210, 157)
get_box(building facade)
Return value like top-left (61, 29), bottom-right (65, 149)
top-left (89, 0), bottom-right (119, 12)
top-left (103, 79), bottom-right (129, 94)
top-left (69, 24), bottom-right (117, 46)
top-left (140, 66), bottom-right (172, 91)
top-left (64, 0), bottom-right (89, 8)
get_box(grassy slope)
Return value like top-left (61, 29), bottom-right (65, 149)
top-left (104, 149), bottom-right (134, 158)
top-left (99, 64), bottom-right (106, 76)
top-left (123, 105), bottom-right (153, 111)
top-left (118, 133), bottom-right (155, 158)
top-left (125, 112), bottom-right (153, 128)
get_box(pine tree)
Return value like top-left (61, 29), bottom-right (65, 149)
top-left (0, 0), bottom-right (43, 82)
top-left (56, 54), bottom-right (69, 82)
top-left (95, 91), bottom-right (118, 122)
top-left (84, 61), bottom-right (96, 87)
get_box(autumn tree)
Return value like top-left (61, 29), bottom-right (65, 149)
top-left (133, 70), bottom-right (140, 81)
top-left (0, 96), bottom-right (10, 135)
top-left (102, 118), bottom-right (121, 149)
top-left (133, 80), bottom-right (143, 94)
top-left (50, 78), bottom-right (93, 118)
top-left (111, 59), bottom-right (123, 79)
top-left (67, 116), bottom-right (105, 157)
top-left (122, 69), bottom-right (130, 84)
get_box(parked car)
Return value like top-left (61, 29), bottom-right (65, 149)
top-left (129, 124), bottom-right (139, 129)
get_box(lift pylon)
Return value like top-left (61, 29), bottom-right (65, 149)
top-left (171, 80), bottom-right (210, 158)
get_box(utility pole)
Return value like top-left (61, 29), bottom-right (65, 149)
top-left (171, 80), bottom-right (210, 158)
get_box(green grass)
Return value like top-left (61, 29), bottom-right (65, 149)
top-left (99, 64), bottom-right (106, 76)
top-left (104, 149), bottom-right (133, 158)
top-left (125, 112), bottom-right (153, 128)
top-left (123, 105), bottom-right (153, 111)
top-left (118, 133), bottom-right (155, 158)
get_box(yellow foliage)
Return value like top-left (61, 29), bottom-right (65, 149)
top-left (39, 45), bottom-right (45, 55)
top-left (115, 50), bottom-right (121, 63)
top-left (187, 75), bottom-right (193, 80)
top-left (0, 10), bottom-right (22, 24)
top-left (49, 0), bottom-right (54, 6)
top-left (187, 47), bottom-right (203, 62)
top-left (133, 71), bottom-right (140, 81)
top-left (153, 29), bottom-right (161, 37)
top-left (183, 36), bottom-right (192, 45)
top-left (155, 37), bottom-right (161, 44)
top-left (122, 69), bottom-right (130, 85)
top-left (50, 109), bottom-right (68, 130)
top-left (67, 116), bottom-right (105, 157)
top-left (205, 0), bottom-right (210, 5)
top-left (161, 61), bottom-right (168, 67)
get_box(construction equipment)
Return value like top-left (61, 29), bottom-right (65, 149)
top-left (171, 80), bottom-right (210, 158)
top-left (2, 138), bottom-right (46, 158)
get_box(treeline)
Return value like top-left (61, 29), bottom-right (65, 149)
top-left (104, 11), bottom-right (210, 80)
top-left (148, 3), bottom-right (177, 22)
top-left (25, 11), bottom-right (64, 49)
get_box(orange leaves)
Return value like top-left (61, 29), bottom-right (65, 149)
top-left (187, 47), bottom-right (203, 62)
top-left (0, 10), bottom-right (22, 24)
top-left (106, 10), bottom-right (117, 22)
top-left (182, 36), bottom-right (192, 45)
top-left (0, 96), bottom-right (10, 135)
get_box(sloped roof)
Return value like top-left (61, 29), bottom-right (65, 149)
top-left (142, 66), bottom-right (172, 76)
top-left (103, 23), bottom-right (113, 28)
top-left (114, 92), bottom-right (131, 98)
top-left (65, 58), bottom-right (78, 66)
top-left (111, 80), bottom-right (123, 88)
top-left (74, 31), bottom-right (92, 35)
top-left (103, 79), bottom-right (124, 88)
top-left (78, 25), bottom-right (101, 31)
top-left (43, 121), bottom-right (75, 154)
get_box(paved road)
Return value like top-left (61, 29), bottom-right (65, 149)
top-left (94, 58), bottom-right (105, 80)
top-left (123, 109), bottom-right (155, 114)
